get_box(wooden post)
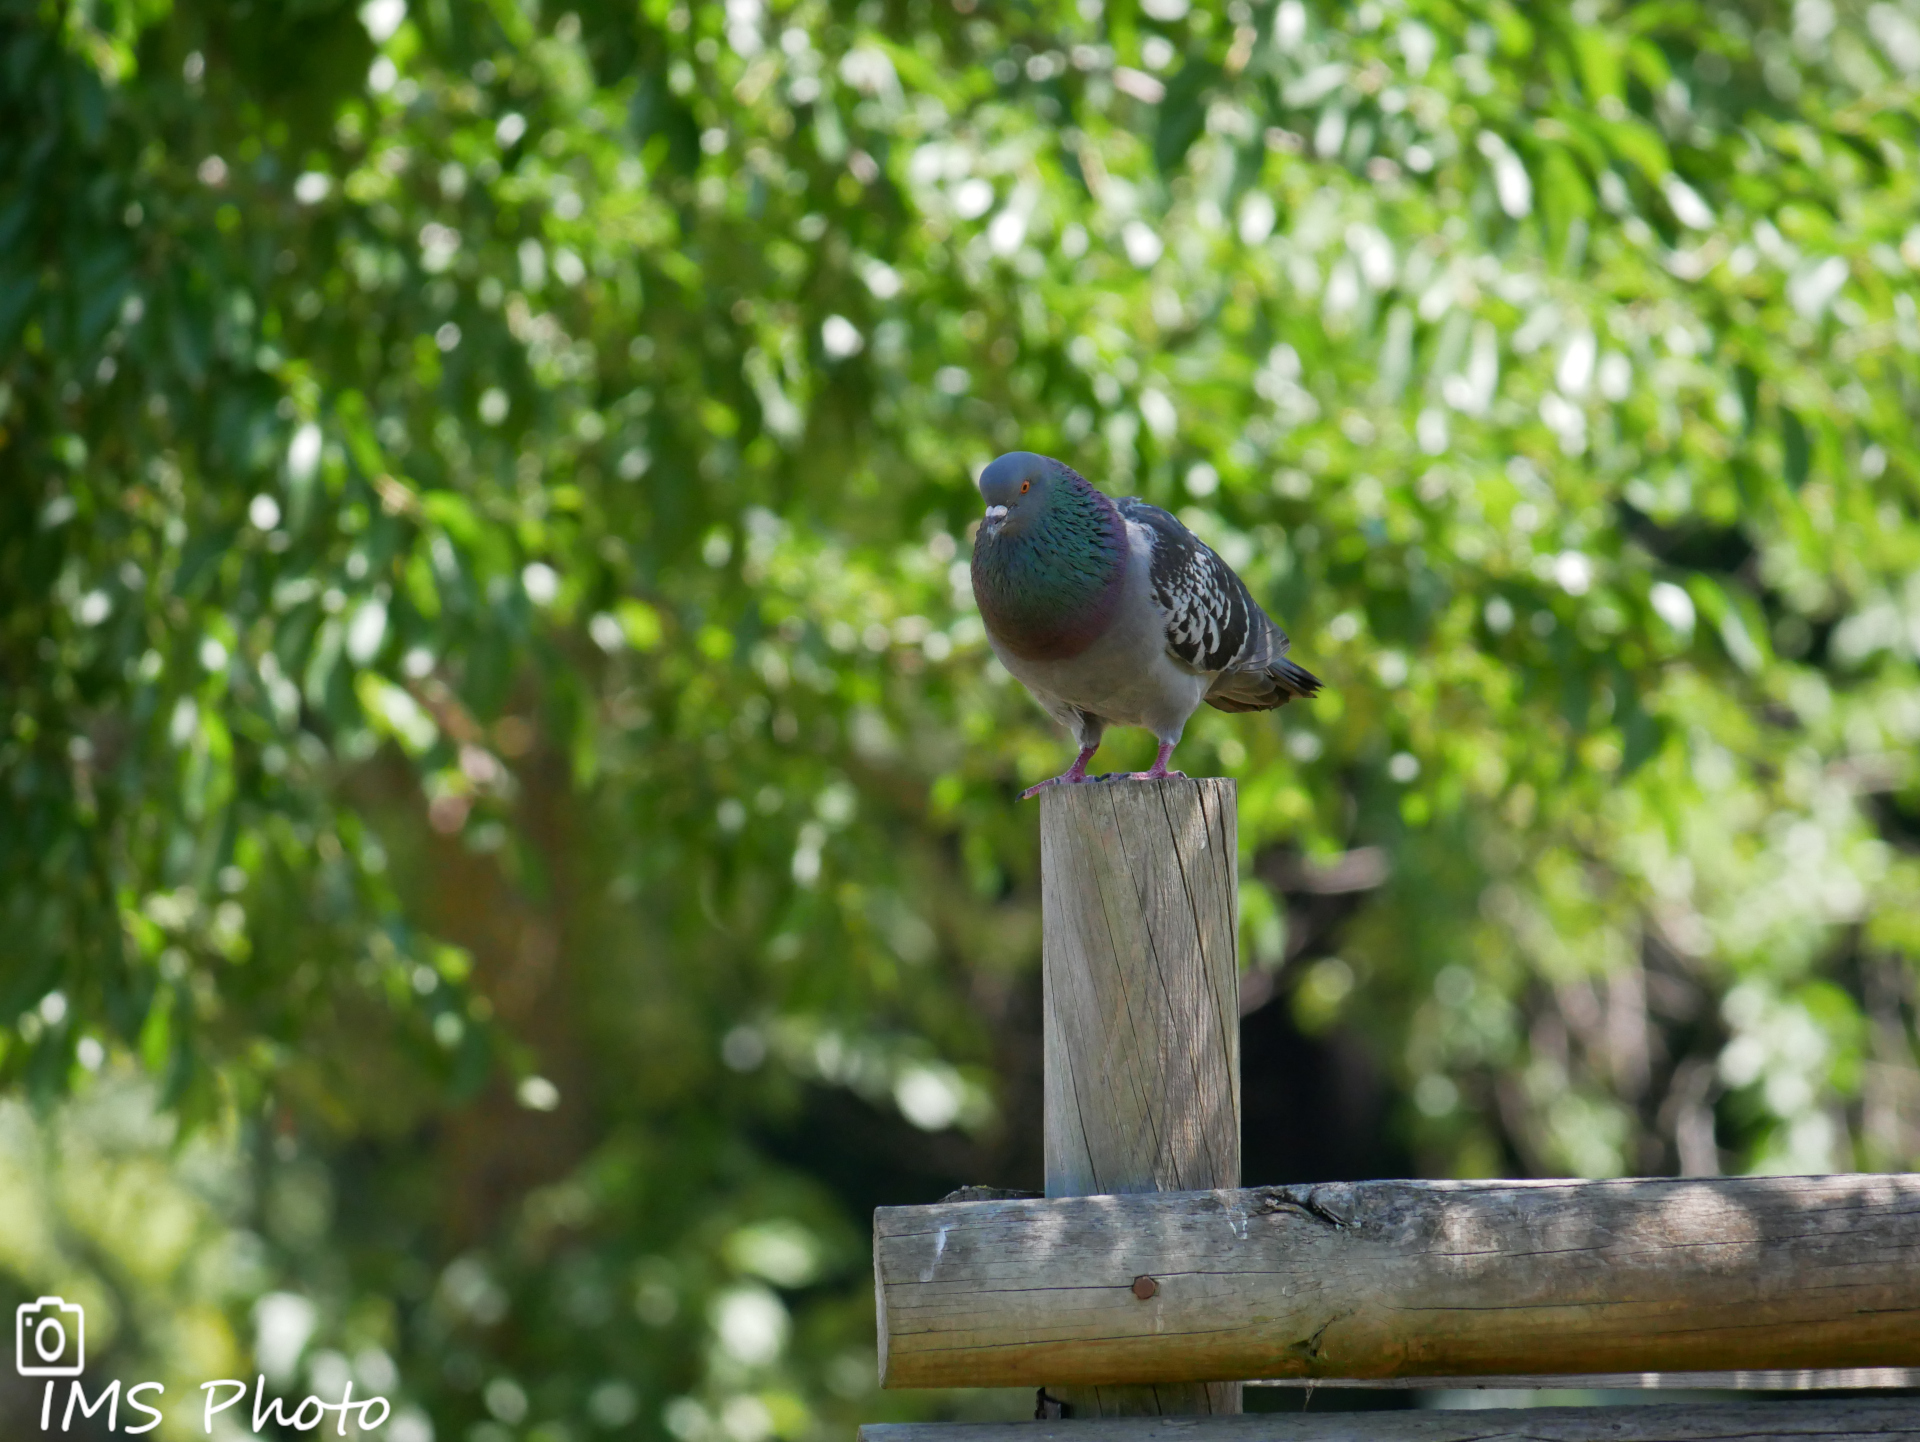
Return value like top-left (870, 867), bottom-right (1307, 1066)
top-left (1039, 778), bottom-right (1241, 1418)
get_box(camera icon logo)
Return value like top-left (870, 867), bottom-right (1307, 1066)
top-left (16, 1297), bottom-right (85, 1377)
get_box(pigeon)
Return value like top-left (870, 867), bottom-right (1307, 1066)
top-left (969, 451), bottom-right (1321, 799)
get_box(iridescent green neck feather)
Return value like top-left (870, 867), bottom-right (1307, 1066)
top-left (971, 466), bottom-right (1128, 662)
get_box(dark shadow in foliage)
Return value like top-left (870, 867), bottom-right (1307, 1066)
top-left (1617, 500), bottom-right (1756, 575)
top-left (1154, 60), bottom-right (1220, 174)
top-left (191, 0), bottom-right (376, 152)
top-left (1242, 998), bottom-right (1409, 1188)
top-left (754, 968), bottom-right (1048, 1213)
top-left (631, 69), bottom-right (702, 179)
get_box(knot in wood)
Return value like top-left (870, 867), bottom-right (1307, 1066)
top-left (1130, 1274), bottom-right (1159, 1301)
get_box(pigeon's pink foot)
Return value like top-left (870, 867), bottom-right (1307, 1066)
top-left (1020, 745), bottom-right (1100, 801)
top-left (1120, 742), bottom-right (1185, 783)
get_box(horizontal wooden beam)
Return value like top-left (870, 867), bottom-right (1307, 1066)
top-left (859, 1396), bottom-right (1920, 1442)
top-left (874, 1176), bottom-right (1920, 1388)
top-left (1248, 1369), bottom-right (1920, 1391)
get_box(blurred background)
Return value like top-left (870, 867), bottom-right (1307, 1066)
top-left (4, 0), bottom-right (1920, 1435)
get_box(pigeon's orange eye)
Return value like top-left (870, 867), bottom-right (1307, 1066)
top-left (1020, 480), bottom-right (1030, 493)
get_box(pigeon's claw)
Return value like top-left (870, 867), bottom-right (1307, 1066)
top-left (1020, 773), bottom-right (1088, 800)
top-left (1019, 743), bottom-right (1101, 801)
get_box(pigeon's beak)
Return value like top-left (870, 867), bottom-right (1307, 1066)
top-left (983, 504), bottom-right (1008, 523)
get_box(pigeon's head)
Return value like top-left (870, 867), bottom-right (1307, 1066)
top-left (976, 451), bottom-right (1061, 537)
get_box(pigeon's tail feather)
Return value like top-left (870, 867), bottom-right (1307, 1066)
top-left (1204, 655), bottom-right (1323, 713)
top-left (1273, 656), bottom-right (1323, 697)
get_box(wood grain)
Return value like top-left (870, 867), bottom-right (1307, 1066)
top-left (859, 1396), bottom-right (1920, 1442)
top-left (1040, 778), bottom-right (1241, 1198)
top-left (1039, 778), bottom-right (1241, 1418)
top-left (1247, 1371), bottom-right (1920, 1392)
top-left (875, 1176), bottom-right (1920, 1389)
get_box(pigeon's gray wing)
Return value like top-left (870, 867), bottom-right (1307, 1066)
top-left (1118, 498), bottom-right (1322, 712)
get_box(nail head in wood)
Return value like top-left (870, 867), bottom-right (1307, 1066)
top-left (1131, 1275), bottom-right (1158, 1301)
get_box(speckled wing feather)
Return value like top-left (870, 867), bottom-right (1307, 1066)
top-left (1118, 498), bottom-right (1322, 712)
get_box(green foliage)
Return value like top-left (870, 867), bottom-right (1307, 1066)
top-left (5, 0), bottom-right (1920, 1435)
